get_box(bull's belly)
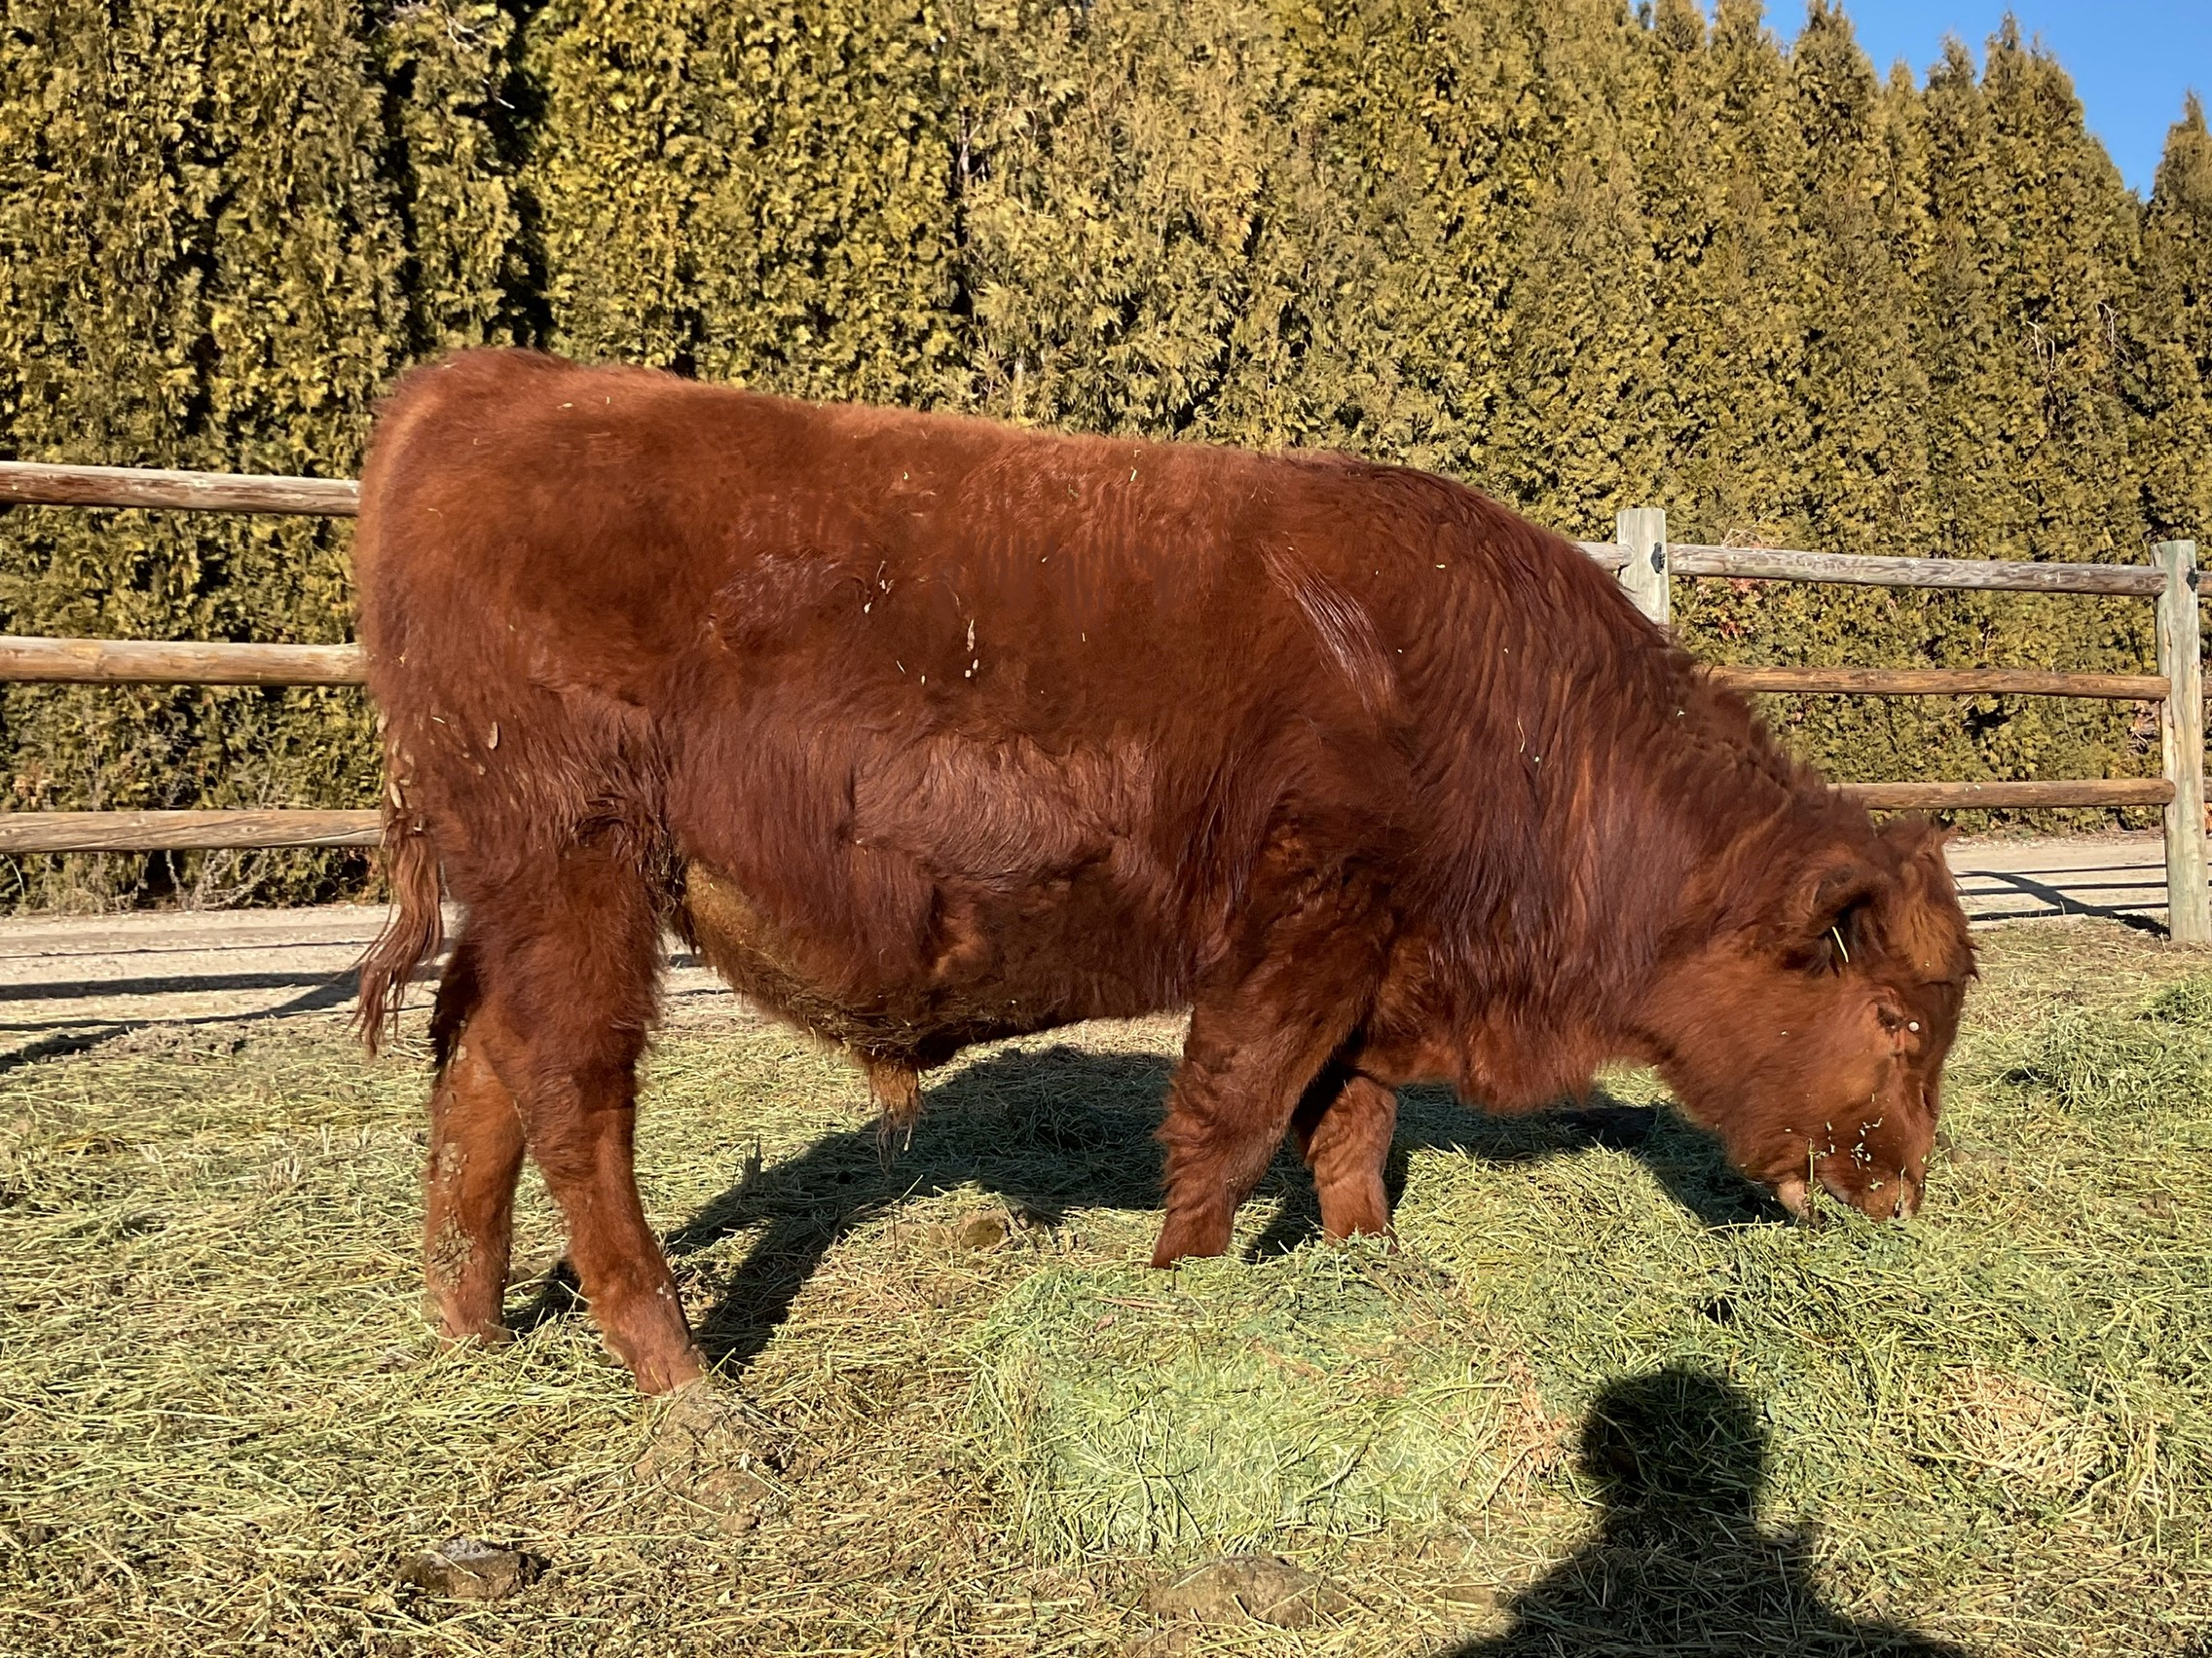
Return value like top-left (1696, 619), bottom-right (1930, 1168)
top-left (678, 859), bottom-right (1169, 1069)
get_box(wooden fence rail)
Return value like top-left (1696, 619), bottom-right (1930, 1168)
top-left (1670, 543), bottom-right (2171, 597)
top-left (0, 637), bottom-right (366, 685)
top-left (0, 810), bottom-right (380, 854)
top-left (0, 460), bottom-right (358, 516)
top-left (1713, 668), bottom-right (2170, 700)
top-left (0, 460), bottom-right (2204, 941)
top-left (0, 634), bottom-right (2172, 705)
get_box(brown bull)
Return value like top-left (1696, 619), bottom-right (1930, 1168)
top-left (354, 349), bottom-right (1975, 1393)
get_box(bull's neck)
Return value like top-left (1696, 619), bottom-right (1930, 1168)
top-left (1419, 587), bottom-right (1821, 1046)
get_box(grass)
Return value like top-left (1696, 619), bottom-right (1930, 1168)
top-left (0, 923), bottom-right (2205, 1655)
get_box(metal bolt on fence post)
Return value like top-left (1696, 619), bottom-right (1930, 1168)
top-left (1616, 506), bottom-right (1669, 627)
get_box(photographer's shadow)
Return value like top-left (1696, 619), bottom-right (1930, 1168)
top-left (618, 1041), bottom-right (1788, 1373)
top-left (1449, 1365), bottom-right (1965, 1657)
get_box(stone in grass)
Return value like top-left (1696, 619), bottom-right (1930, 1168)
top-left (918, 1210), bottom-right (1012, 1252)
top-left (956, 1211), bottom-right (1010, 1251)
top-left (1149, 1554), bottom-right (1353, 1629)
top-left (400, 1537), bottom-right (542, 1601)
top-left (938, 1206), bottom-right (1054, 1252)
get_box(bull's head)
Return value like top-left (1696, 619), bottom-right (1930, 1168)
top-left (1641, 817), bottom-right (1975, 1221)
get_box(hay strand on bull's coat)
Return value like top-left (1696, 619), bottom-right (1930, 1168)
top-left (0, 929), bottom-right (2205, 1656)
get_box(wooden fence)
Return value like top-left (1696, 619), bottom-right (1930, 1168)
top-left (0, 458), bottom-right (2204, 943)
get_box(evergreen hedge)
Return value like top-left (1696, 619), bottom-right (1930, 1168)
top-left (1, 0), bottom-right (2205, 905)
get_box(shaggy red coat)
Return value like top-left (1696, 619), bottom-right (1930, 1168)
top-left (355, 350), bottom-right (1974, 1392)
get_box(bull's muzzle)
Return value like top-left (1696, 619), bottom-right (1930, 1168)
top-left (1772, 1168), bottom-right (1922, 1223)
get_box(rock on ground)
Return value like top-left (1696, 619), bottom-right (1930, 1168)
top-left (399, 1536), bottom-right (541, 1602)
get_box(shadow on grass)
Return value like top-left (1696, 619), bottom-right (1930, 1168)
top-left (591, 1044), bottom-right (1787, 1374)
top-left (1446, 1365), bottom-right (1965, 1657)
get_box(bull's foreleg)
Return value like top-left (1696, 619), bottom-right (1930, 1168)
top-left (461, 847), bottom-right (706, 1394)
top-left (423, 1027), bottom-right (527, 1342)
top-left (1292, 1068), bottom-right (1399, 1241)
top-left (1152, 852), bottom-right (1393, 1267)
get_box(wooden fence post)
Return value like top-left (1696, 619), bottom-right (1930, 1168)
top-left (2155, 539), bottom-right (2208, 945)
top-left (1616, 506), bottom-right (1669, 626)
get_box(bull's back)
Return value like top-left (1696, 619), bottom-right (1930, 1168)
top-left (359, 350), bottom-right (1305, 712)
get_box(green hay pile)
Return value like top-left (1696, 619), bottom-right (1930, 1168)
top-left (0, 930), bottom-right (2206, 1656)
top-left (2005, 973), bottom-right (2212, 1114)
top-left (970, 1246), bottom-right (1503, 1560)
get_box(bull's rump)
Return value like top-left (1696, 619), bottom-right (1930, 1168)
top-left (355, 350), bottom-right (1595, 1054)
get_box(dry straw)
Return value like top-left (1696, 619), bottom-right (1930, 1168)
top-left (0, 924), bottom-right (2205, 1655)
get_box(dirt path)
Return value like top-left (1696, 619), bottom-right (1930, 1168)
top-left (0, 903), bottom-right (756, 1065)
top-left (1944, 828), bottom-right (2175, 928)
top-left (0, 830), bottom-right (2190, 1063)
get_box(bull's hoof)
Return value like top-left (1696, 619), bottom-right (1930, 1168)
top-left (424, 1296), bottom-right (516, 1347)
top-left (1150, 1210), bottom-right (1234, 1269)
top-left (628, 1340), bottom-right (711, 1396)
top-left (1320, 1220), bottom-right (1398, 1248)
top-left (1315, 1186), bottom-right (1396, 1241)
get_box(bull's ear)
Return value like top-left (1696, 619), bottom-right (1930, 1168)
top-left (1781, 856), bottom-right (1883, 973)
top-left (1879, 813), bottom-right (1951, 858)
top-left (1878, 818), bottom-right (1975, 980)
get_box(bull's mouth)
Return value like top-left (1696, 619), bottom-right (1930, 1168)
top-left (1771, 1169), bottom-right (1922, 1223)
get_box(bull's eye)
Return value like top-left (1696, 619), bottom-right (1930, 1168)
top-left (1907, 1020), bottom-right (1920, 1032)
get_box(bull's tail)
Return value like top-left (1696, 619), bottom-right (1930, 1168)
top-left (355, 806), bottom-right (444, 1054)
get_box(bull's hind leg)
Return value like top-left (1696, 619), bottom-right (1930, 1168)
top-left (422, 940), bottom-right (528, 1341)
top-left (461, 844), bottom-right (705, 1393)
top-left (1292, 1068), bottom-right (1398, 1241)
top-left (1152, 847), bottom-right (1394, 1267)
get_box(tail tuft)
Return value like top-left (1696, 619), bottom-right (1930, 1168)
top-left (355, 808), bottom-right (443, 1054)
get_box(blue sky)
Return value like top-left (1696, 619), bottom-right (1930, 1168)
top-left (1766, 1), bottom-right (2210, 196)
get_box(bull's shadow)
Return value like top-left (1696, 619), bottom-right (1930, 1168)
top-left (1445, 1365), bottom-right (1966, 1657)
top-left (589, 1043), bottom-right (1787, 1373)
